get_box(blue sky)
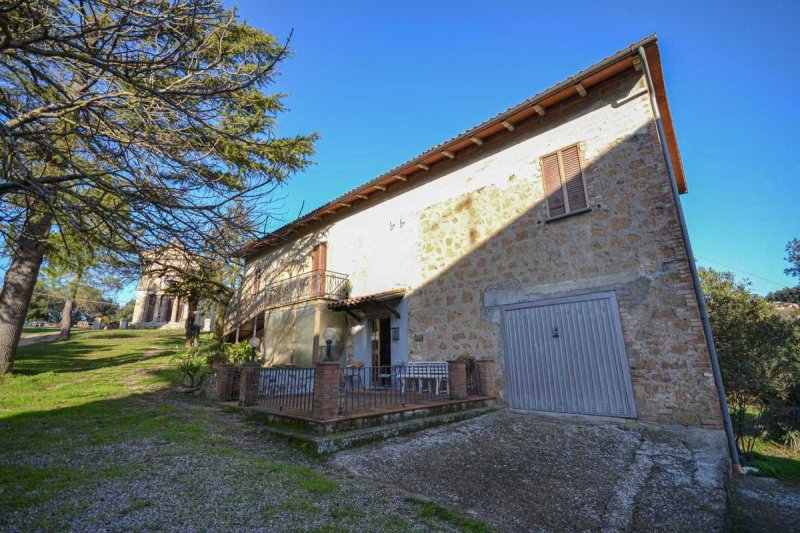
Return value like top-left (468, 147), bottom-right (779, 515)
top-left (216, 0), bottom-right (799, 297)
top-left (6, 1), bottom-right (797, 304)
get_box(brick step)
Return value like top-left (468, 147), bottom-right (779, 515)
top-left (229, 396), bottom-right (496, 434)
top-left (246, 404), bottom-right (502, 454)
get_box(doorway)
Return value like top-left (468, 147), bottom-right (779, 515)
top-left (371, 317), bottom-right (392, 387)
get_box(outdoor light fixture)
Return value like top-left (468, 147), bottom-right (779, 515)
top-left (249, 335), bottom-right (260, 361)
top-left (323, 327), bottom-right (336, 362)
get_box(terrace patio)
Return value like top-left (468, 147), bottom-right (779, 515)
top-left (214, 360), bottom-right (496, 427)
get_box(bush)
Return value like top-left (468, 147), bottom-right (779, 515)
top-left (225, 341), bottom-right (255, 365)
top-left (170, 347), bottom-right (209, 388)
top-left (779, 424), bottom-right (800, 453)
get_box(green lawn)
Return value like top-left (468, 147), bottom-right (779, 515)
top-left (21, 327), bottom-right (59, 334)
top-left (744, 439), bottom-right (800, 484)
top-left (0, 329), bottom-right (487, 531)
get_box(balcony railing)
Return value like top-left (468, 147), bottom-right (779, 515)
top-left (227, 269), bottom-right (349, 329)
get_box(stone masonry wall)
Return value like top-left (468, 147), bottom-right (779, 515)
top-left (406, 70), bottom-right (722, 427)
top-left (244, 67), bottom-right (723, 428)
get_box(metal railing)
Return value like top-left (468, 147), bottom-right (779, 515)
top-left (339, 364), bottom-right (450, 414)
top-left (465, 359), bottom-right (484, 396)
top-left (256, 367), bottom-right (315, 413)
top-left (226, 269), bottom-right (349, 332)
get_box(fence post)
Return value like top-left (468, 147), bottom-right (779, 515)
top-left (312, 362), bottom-right (341, 419)
top-left (448, 361), bottom-right (468, 400)
top-left (475, 359), bottom-right (496, 397)
top-left (239, 362), bottom-right (261, 406)
top-left (216, 364), bottom-right (234, 401)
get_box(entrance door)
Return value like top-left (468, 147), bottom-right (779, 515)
top-left (371, 318), bottom-right (392, 386)
top-left (502, 291), bottom-right (636, 418)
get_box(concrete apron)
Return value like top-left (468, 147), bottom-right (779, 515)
top-left (331, 409), bottom-right (730, 532)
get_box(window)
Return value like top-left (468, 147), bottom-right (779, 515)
top-left (541, 145), bottom-right (588, 218)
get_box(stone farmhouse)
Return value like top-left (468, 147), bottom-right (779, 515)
top-left (224, 36), bottom-right (729, 433)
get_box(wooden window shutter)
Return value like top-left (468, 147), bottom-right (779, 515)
top-left (560, 145), bottom-right (587, 212)
top-left (542, 153), bottom-right (566, 217)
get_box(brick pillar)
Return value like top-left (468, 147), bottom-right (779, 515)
top-left (239, 362), bottom-right (261, 406)
top-left (216, 364), bottom-right (234, 401)
top-left (448, 361), bottom-right (467, 400)
top-left (475, 359), bottom-right (497, 397)
top-left (312, 362), bottom-right (341, 419)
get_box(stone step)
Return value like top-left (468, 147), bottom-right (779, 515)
top-left (252, 405), bottom-right (502, 454)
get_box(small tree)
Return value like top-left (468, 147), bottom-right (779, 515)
top-left (700, 268), bottom-right (799, 457)
top-left (785, 239), bottom-right (800, 278)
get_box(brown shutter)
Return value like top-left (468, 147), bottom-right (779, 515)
top-left (561, 145), bottom-right (587, 212)
top-left (542, 153), bottom-right (566, 217)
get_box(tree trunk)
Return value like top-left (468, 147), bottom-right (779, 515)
top-left (58, 297), bottom-right (74, 340)
top-left (184, 294), bottom-right (200, 347)
top-left (59, 268), bottom-right (83, 340)
top-left (0, 210), bottom-right (52, 375)
top-left (214, 291), bottom-right (232, 343)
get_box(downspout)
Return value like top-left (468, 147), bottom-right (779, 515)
top-left (637, 47), bottom-right (742, 473)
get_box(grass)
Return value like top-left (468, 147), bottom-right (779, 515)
top-left (743, 438), bottom-right (800, 484)
top-left (21, 326), bottom-right (59, 334)
top-left (416, 501), bottom-right (494, 532)
top-left (0, 329), bottom-right (482, 531)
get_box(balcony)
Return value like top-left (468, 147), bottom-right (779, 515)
top-left (227, 269), bottom-right (349, 328)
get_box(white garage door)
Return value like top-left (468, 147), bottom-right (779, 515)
top-left (502, 291), bottom-right (636, 418)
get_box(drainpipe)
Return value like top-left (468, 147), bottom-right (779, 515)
top-left (637, 47), bottom-right (742, 473)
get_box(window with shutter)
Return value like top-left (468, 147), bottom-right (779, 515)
top-left (541, 144), bottom-right (589, 218)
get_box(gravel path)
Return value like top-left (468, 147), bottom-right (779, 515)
top-left (332, 409), bottom-right (731, 532)
top-left (730, 475), bottom-right (800, 532)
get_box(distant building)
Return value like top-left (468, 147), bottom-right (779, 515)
top-left (131, 251), bottom-right (214, 331)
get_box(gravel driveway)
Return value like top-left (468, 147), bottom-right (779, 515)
top-left (332, 409), bottom-right (731, 532)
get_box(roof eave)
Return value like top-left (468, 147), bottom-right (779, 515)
top-left (237, 35), bottom-right (686, 259)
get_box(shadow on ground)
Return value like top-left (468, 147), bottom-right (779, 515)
top-left (332, 409), bottom-right (731, 532)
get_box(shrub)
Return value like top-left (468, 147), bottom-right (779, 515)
top-left (170, 347), bottom-right (208, 388)
top-left (779, 424), bottom-right (800, 453)
top-left (225, 341), bottom-right (255, 365)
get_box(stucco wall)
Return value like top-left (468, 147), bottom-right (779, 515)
top-left (245, 68), bottom-right (722, 427)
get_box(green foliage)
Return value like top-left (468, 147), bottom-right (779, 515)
top-left (785, 239), bottom-right (800, 278)
top-left (416, 501), bottom-right (493, 533)
top-left (779, 425), bottom-right (800, 453)
top-left (700, 268), bottom-right (800, 457)
top-left (170, 347), bottom-right (209, 387)
top-left (766, 285), bottom-right (800, 304)
top-left (226, 341), bottom-right (256, 365)
top-left (1, 0), bottom-right (316, 263)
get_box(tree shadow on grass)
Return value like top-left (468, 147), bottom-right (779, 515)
top-left (12, 330), bottom-right (183, 376)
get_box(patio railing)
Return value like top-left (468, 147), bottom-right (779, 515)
top-left (256, 367), bottom-right (315, 413)
top-left (465, 359), bottom-right (484, 396)
top-left (339, 364), bottom-right (450, 414)
top-left (225, 269), bottom-right (349, 333)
